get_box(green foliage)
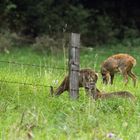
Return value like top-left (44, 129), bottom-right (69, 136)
top-left (82, 14), bottom-right (118, 45)
top-left (123, 27), bottom-right (139, 39)
top-left (64, 5), bottom-right (90, 33)
top-left (0, 0), bottom-right (90, 36)
top-left (0, 0), bottom-right (140, 46)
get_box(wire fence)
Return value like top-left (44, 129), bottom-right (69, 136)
top-left (0, 79), bottom-right (53, 88)
top-left (0, 60), bottom-right (67, 71)
top-left (0, 79), bottom-right (86, 93)
top-left (0, 48), bottom-right (139, 89)
top-left (0, 60), bottom-right (67, 88)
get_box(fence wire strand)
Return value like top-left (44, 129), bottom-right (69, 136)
top-left (0, 79), bottom-right (55, 88)
top-left (0, 60), bottom-right (67, 71)
top-left (0, 48), bottom-right (139, 90)
top-left (0, 79), bottom-right (85, 92)
top-left (0, 59), bottom-right (139, 76)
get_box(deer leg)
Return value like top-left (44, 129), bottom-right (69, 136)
top-left (122, 71), bottom-right (129, 86)
top-left (81, 75), bottom-right (92, 97)
top-left (84, 85), bottom-right (97, 99)
top-left (85, 88), bottom-right (92, 97)
top-left (82, 80), bottom-right (96, 98)
top-left (110, 74), bottom-right (114, 85)
top-left (128, 71), bottom-right (137, 87)
top-left (119, 67), bottom-right (129, 86)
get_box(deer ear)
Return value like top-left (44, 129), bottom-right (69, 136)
top-left (95, 72), bottom-right (98, 80)
top-left (106, 71), bottom-right (110, 75)
top-left (95, 72), bottom-right (98, 77)
top-left (101, 67), bottom-right (107, 73)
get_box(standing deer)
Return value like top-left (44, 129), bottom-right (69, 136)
top-left (101, 53), bottom-right (137, 86)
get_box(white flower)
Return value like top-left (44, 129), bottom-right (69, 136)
top-left (52, 79), bottom-right (58, 85)
top-left (106, 133), bottom-right (123, 140)
top-left (106, 132), bottom-right (116, 138)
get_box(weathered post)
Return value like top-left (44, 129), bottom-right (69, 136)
top-left (69, 33), bottom-right (80, 99)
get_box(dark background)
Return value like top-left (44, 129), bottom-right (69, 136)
top-left (0, 0), bottom-right (140, 45)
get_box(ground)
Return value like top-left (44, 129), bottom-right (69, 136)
top-left (0, 44), bottom-right (140, 140)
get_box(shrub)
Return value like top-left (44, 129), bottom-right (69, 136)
top-left (81, 14), bottom-right (118, 46)
top-left (32, 34), bottom-right (69, 53)
top-left (123, 27), bottom-right (139, 39)
top-left (0, 31), bottom-right (14, 53)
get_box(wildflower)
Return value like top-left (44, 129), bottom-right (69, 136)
top-left (52, 79), bottom-right (58, 85)
top-left (106, 132), bottom-right (116, 138)
top-left (106, 132), bottom-right (123, 140)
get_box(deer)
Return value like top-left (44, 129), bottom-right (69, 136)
top-left (101, 53), bottom-right (137, 87)
top-left (51, 68), bottom-right (99, 97)
top-left (50, 68), bottom-right (135, 101)
top-left (90, 84), bottom-right (135, 101)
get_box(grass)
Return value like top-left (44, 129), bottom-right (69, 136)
top-left (0, 44), bottom-right (140, 140)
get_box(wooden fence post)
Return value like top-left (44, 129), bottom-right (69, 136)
top-left (69, 33), bottom-right (80, 99)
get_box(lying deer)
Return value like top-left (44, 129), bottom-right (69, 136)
top-left (51, 68), bottom-right (135, 100)
top-left (90, 84), bottom-right (135, 101)
top-left (101, 53), bottom-right (137, 86)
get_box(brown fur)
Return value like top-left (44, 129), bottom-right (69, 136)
top-left (92, 88), bottom-right (135, 101)
top-left (51, 68), bottom-right (135, 101)
top-left (87, 82), bottom-right (135, 100)
top-left (53, 68), bottom-right (98, 96)
top-left (101, 53), bottom-right (137, 86)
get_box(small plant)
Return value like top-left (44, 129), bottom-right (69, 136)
top-left (0, 31), bottom-right (14, 53)
top-left (32, 35), bottom-right (68, 53)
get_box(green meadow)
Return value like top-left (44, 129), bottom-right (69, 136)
top-left (0, 44), bottom-right (140, 140)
